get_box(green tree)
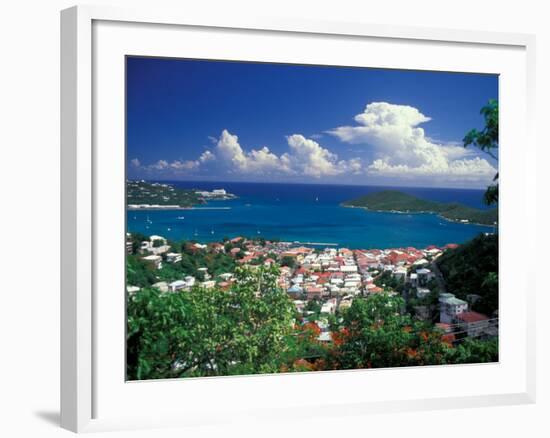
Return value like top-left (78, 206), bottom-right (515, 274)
top-left (437, 233), bottom-right (498, 315)
top-left (281, 256), bottom-right (297, 268)
top-left (463, 99), bottom-right (499, 205)
top-left (127, 265), bottom-right (295, 380)
top-left (127, 232), bottom-right (148, 255)
top-left (328, 294), bottom-right (453, 369)
top-left (126, 255), bottom-right (157, 287)
top-left (447, 338), bottom-right (498, 364)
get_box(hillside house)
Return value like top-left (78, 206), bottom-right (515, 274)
top-left (439, 293), bottom-right (468, 324)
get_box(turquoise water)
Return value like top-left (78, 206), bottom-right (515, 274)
top-left (126, 182), bottom-right (494, 249)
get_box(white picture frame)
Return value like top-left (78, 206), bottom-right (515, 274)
top-left (60, 4), bottom-right (537, 433)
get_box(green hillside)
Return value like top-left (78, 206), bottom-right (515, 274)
top-left (342, 190), bottom-right (497, 226)
top-left (437, 233), bottom-right (498, 315)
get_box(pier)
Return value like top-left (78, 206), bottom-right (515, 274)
top-left (291, 241), bottom-right (338, 247)
top-left (128, 206), bottom-right (232, 211)
top-left (187, 207), bottom-right (232, 211)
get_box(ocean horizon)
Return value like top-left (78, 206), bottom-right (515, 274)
top-left (126, 181), bottom-right (494, 249)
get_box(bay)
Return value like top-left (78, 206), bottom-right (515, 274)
top-left (126, 181), bottom-right (494, 249)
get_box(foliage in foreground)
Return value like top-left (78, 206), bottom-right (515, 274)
top-left (463, 99), bottom-right (499, 206)
top-left (127, 266), bottom-right (295, 380)
top-left (127, 266), bottom-right (498, 380)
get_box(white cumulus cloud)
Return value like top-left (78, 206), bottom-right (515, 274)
top-left (284, 134), bottom-right (344, 177)
top-left (130, 158), bottom-right (141, 168)
top-left (199, 150), bottom-right (215, 163)
top-left (137, 158), bottom-right (200, 173)
top-left (208, 130), bottom-right (360, 178)
top-left (213, 130), bottom-right (290, 174)
top-left (131, 129), bottom-right (364, 179)
top-left (328, 102), bottom-right (496, 184)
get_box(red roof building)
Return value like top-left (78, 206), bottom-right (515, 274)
top-left (237, 255), bottom-right (255, 264)
top-left (456, 311), bottom-right (489, 323)
top-left (305, 286), bottom-right (323, 300)
top-left (456, 311), bottom-right (491, 337)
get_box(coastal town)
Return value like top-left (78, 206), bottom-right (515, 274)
top-left (127, 232), bottom-right (498, 348)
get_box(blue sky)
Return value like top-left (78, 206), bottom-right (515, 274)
top-left (127, 57), bottom-right (498, 188)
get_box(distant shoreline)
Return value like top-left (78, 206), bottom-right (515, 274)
top-left (342, 190), bottom-right (497, 227)
top-left (342, 204), bottom-right (494, 228)
top-left (128, 206), bottom-right (232, 211)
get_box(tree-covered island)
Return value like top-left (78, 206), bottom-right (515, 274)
top-left (342, 190), bottom-right (498, 226)
top-left (127, 180), bottom-right (236, 209)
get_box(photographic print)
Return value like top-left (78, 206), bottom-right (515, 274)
top-left (125, 57), bottom-right (499, 380)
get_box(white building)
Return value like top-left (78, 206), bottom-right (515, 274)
top-left (439, 293), bottom-right (468, 324)
top-left (169, 280), bottom-right (187, 292)
top-left (293, 300), bottom-right (306, 313)
top-left (413, 258), bottom-right (429, 266)
top-left (197, 267), bottom-right (211, 280)
top-left (166, 252), bottom-right (182, 263)
top-left (416, 287), bottom-right (431, 299)
top-left (126, 285), bottom-right (140, 294)
top-left (425, 248), bottom-right (441, 256)
top-left (321, 299), bottom-right (337, 314)
top-left (142, 254), bottom-right (162, 269)
top-left (416, 268), bottom-right (434, 285)
top-left (344, 280), bottom-right (361, 289)
top-left (140, 235), bottom-right (170, 255)
top-left (184, 276), bottom-right (196, 287)
top-left (149, 235), bottom-right (166, 244)
top-left (152, 281), bottom-right (169, 293)
top-left (393, 267), bottom-right (407, 282)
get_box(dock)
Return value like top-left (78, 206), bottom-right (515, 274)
top-left (187, 207), bottom-right (232, 210)
top-left (128, 206), bottom-right (232, 211)
top-left (291, 241), bottom-right (338, 247)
